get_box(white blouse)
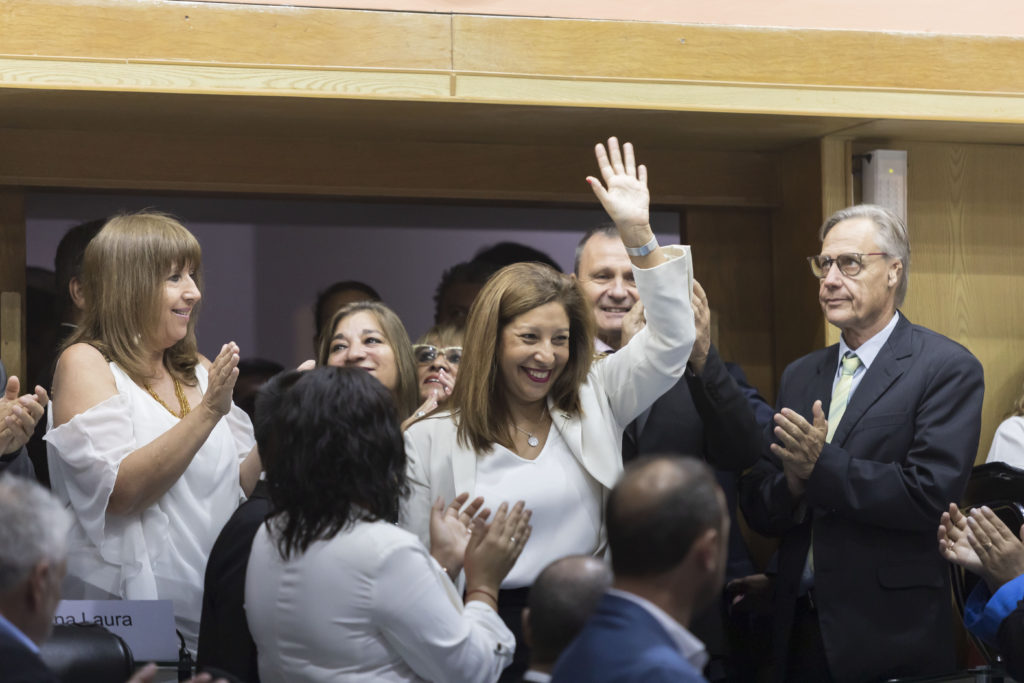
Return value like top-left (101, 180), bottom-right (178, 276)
top-left (474, 424), bottom-right (603, 588)
top-left (986, 415), bottom-right (1024, 470)
top-left (245, 518), bottom-right (515, 683)
top-left (45, 362), bottom-right (254, 651)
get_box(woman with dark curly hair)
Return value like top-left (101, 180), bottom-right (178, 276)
top-left (246, 366), bottom-right (531, 683)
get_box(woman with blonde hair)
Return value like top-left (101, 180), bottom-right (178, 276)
top-left (986, 380), bottom-right (1024, 469)
top-left (46, 212), bottom-right (260, 652)
top-left (317, 300), bottom-right (420, 420)
top-left (413, 323), bottom-right (464, 404)
top-left (402, 138), bottom-right (696, 678)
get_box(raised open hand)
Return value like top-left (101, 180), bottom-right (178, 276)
top-left (938, 503), bottom-right (982, 575)
top-left (588, 137), bottom-right (650, 235)
top-left (689, 280), bottom-right (711, 374)
top-left (202, 343), bottom-right (240, 417)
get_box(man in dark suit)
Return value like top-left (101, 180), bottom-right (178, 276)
top-left (740, 204), bottom-right (985, 682)
top-left (573, 225), bottom-right (768, 680)
top-left (552, 456), bottom-right (728, 683)
top-left (0, 473), bottom-right (71, 683)
top-left (0, 361), bottom-right (48, 479)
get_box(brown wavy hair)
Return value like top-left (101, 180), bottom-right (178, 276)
top-left (317, 301), bottom-right (419, 419)
top-left (453, 262), bottom-right (596, 453)
top-left (64, 212), bottom-right (202, 385)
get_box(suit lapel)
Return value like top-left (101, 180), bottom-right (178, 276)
top-left (830, 315), bottom-right (911, 445)
top-left (551, 398), bottom-right (619, 490)
top-left (813, 346), bottom-right (839, 414)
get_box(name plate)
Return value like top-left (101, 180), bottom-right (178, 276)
top-left (54, 600), bottom-right (178, 662)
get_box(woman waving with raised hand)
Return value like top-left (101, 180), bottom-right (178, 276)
top-left (401, 137), bottom-right (696, 678)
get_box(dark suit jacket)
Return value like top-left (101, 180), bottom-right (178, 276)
top-left (551, 593), bottom-right (707, 683)
top-left (622, 345), bottom-right (765, 581)
top-left (739, 313), bottom-right (984, 682)
top-left (196, 482), bottom-right (270, 683)
top-left (0, 361), bottom-right (35, 480)
top-left (998, 600), bottom-right (1024, 681)
top-left (0, 626), bottom-right (60, 683)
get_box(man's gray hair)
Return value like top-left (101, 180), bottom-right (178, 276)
top-left (573, 223), bottom-right (620, 276)
top-left (0, 474), bottom-right (71, 593)
top-left (820, 204), bottom-right (911, 307)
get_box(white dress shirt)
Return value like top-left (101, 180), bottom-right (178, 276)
top-left (986, 416), bottom-right (1024, 470)
top-left (246, 518), bottom-right (514, 683)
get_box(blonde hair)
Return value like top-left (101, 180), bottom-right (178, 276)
top-left (415, 323), bottom-right (465, 349)
top-left (317, 301), bottom-right (419, 419)
top-left (453, 262), bottom-right (595, 453)
top-left (1011, 380), bottom-right (1024, 418)
top-left (65, 212), bottom-right (202, 385)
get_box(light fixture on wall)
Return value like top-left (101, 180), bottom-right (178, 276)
top-left (861, 149), bottom-right (908, 224)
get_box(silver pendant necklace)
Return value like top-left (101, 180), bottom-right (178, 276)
top-left (513, 424), bottom-right (540, 447)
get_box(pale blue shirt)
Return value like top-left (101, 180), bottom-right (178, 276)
top-left (834, 311), bottom-right (900, 398)
top-left (0, 610), bottom-right (39, 654)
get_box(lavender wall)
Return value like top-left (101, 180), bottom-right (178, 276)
top-left (26, 192), bottom-right (679, 366)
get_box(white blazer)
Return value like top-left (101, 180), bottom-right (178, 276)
top-left (401, 246), bottom-right (695, 551)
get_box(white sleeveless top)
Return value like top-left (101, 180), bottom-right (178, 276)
top-left (45, 362), bottom-right (255, 652)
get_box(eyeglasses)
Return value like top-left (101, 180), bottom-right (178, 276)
top-left (807, 252), bottom-right (889, 278)
top-left (413, 344), bottom-right (462, 365)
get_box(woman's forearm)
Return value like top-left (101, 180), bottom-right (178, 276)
top-left (107, 402), bottom-right (223, 515)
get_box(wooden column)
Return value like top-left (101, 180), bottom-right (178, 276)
top-left (0, 191), bottom-right (26, 381)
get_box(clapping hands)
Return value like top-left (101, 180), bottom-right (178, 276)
top-left (939, 503), bottom-right (1024, 592)
top-left (0, 374), bottom-right (48, 455)
top-left (429, 493), bottom-right (489, 580)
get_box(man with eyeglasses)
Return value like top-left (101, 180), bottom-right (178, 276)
top-left (739, 204), bottom-right (984, 682)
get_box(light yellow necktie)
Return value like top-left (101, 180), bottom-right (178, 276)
top-left (826, 352), bottom-right (862, 443)
top-left (805, 352), bottom-right (862, 582)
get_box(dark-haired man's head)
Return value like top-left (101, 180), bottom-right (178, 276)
top-left (607, 456), bottom-right (728, 624)
top-left (572, 225), bottom-right (637, 351)
top-left (432, 260), bottom-right (499, 327)
top-left (474, 242), bottom-right (561, 272)
top-left (523, 555), bottom-right (611, 672)
top-left (233, 358), bottom-right (285, 421)
top-left (55, 218), bottom-right (105, 325)
top-left (313, 281), bottom-right (381, 352)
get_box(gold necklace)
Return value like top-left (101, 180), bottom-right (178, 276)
top-left (144, 376), bottom-right (191, 418)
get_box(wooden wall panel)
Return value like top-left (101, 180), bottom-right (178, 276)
top-left (453, 15), bottom-right (1024, 94)
top-left (882, 141), bottom-right (1024, 463)
top-left (0, 191), bottom-right (26, 381)
top-left (0, 128), bottom-right (777, 206)
top-left (770, 140), bottom-right (829, 386)
top-left (687, 207), bottom-right (776, 402)
top-left (1, 1), bottom-right (451, 70)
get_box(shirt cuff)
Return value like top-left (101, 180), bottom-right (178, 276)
top-left (965, 574), bottom-right (1024, 643)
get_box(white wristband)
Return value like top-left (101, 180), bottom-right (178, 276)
top-left (624, 236), bottom-right (658, 257)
